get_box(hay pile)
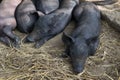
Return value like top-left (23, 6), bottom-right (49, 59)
top-left (0, 21), bottom-right (119, 80)
top-left (0, 0), bottom-right (120, 79)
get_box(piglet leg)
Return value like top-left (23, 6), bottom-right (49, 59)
top-left (0, 36), bottom-right (11, 47)
top-left (3, 26), bottom-right (20, 48)
top-left (34, 35), bottom-right (53, 48)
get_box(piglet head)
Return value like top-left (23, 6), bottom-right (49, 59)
top-left (62, 33), bottom-right (89, 74)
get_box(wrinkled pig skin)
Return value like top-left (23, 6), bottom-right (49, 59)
top-left (62, 2), bottom-right (101, 74)
top-left (0, 0), bottom-right (22, 47)
top-left (34, 0), bottom-right (60, 14)
top-left (15, 0), bottom-right (44, 33)
top-left (23, 0), bottom-right (79, 48)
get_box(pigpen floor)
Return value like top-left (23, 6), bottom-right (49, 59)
top-left (0, 20), bottom-right (119, 80)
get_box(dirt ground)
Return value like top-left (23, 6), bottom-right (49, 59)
top-left (0, 0), bottom-right (120, 80)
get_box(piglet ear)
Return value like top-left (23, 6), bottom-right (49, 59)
top-left (62, 32), bottom-right (75, 45)
top-left (31, 11), bottom-right (44, 17)
top-left (36, 11), bottom-right (45, 16)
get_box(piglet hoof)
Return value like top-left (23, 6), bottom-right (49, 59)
top-left (34, 39), bottom-right (46, 48)
top-left (23, 38), bottom-right (30, 43)
top-left (23, 36), bottom-right (35, 43)
top-left (34, 43), bottom-right (42, 49)
top-left (12, 42), bottom-right (20, 48)
top-left (12, 37), bottom-right (21, 48)
top-left (22, 38), bottom-right (28, 43)
top-left (34, 44), bottom-right (40, 49)
top-left (34, 41), bottom-right (44, 49)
